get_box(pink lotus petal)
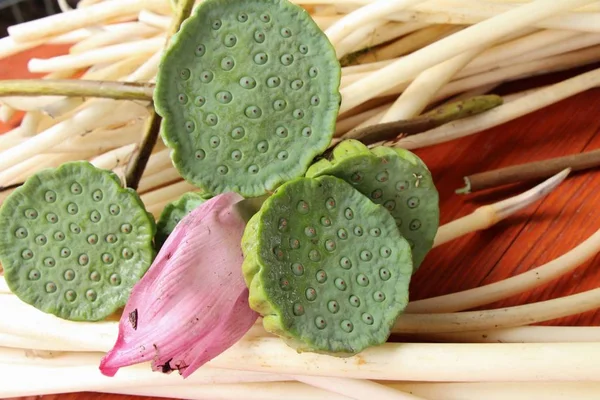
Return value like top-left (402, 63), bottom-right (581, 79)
top-left (100, 192), bottom-right (258, 377)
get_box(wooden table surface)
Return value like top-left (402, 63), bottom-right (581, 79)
top-left (2, 47), bottom-right (600, 400)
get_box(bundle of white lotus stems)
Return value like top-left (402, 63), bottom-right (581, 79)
top-left (1, 0), bottom-right (600, 399)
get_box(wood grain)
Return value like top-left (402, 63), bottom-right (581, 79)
top-left (2, 47), bottom-right (600, 400)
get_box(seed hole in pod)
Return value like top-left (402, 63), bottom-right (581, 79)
top-left (90, 210), bottom-right (101, 223)
top-left (220, 56), bottom-right (235, 71)
top-left (195, 44), bottom-right (206, 57)
top-left (102, 253), bottom-right (114, 264)
top-left (280, 28), bottom-right (292, 37)
top-left (291, 262), bottom-right (304, 276)
top-left (224, 34), bottom-right (237, 47)
top-left (238, 12), bottom-right (248, 22)
top-left (14, 227), bottom-right (28, 238)
top-left (54, 231), bottom-right (65, 241)
top-left (309, 249), bottom-right (321, 261)
top-left (299, 44), bottom-right (308, 54)
top-left (379, 267), bottom-right (391, 281)
top-left (373, 291), bottom-right (386, 302)
top-left (212, 19), bottom-right (222, 30)
top-left (200, 71), bottom-right (214, 83)
top-left (217, 165), bottom-right (229, 175)
top-left (277, 151), bottom-right (288, 160)
top-left (78, 253), bottom-right (89, 265)
top-left (63, 269), bottom-right (75, 281)
top-left (254, 30), bottom-right (265, 43)
top-left (335, 277), bottom-right (347, 290)
top-left (370, 228), bottom-right (381, 237)
top-left (351, 172), bottom-right (362, 183)
top-left (245, 106), bottom-right (262, 119)
top-left (122, 248), bottom-right (133, 259)
top-left (273, 246), bottom-right (284, 261)
top-left (396, 180), bottom-right (409, 191)
top-left (120, 223), bottom-right (132, 234)
top-left (293, 303), bottom-right (305, 316)
top-left (339, 256), bottom-right (352, 269)
top-left (384, 200), bottom-right (396, 211)
top-left (35, 234), bottom-right (47, 246)
top-left (301, 127), bottom-right (312, 137)
top-left (177, 93), bottom-right (188, 104)
top-left (239, 76), bottom-right (256, 89)
top-left (45, 190), bottom-right (56, 203)
top-left (292, 109), bottom-right (304, 119)
top-left (407, 197), bottom-right (420, 208)
top-left (210, 136), bottom-right (221, 149)
top-left (376, 171), bottom-right (389, 182)
top-left (24, 208), bottom-right (38, 219)
top-left (291, 79), bottom-right (303, 90)
top-left (28, 269), bottom-right (41, 281)
top-left (86, 289), bottom-right (97, 302)
top-left (326, 198), bottom-right (336, 210)
top-left (90, 271), bottom-right (101, 282)
top-left (70, 182), bottom-right (82, 194)
top-left (349, 295), bottom-right (360, 307)
top-left (92, 189), bottom-right (103, 202)
top-left (353, 226), bottom-right (363, 236)
top-left (356, 274), bottom-right (369, 286)
top-left (337, 228), bottom-right (348, 240)
top-left (371, 189), bottom-right (383, 199)
top-left (362, 313), bottom-right (374, 325)
top-left (279, 277), bottom-right (291, 290)
top-left (278, 218), bottom-right (288, 231)
top-left (273, 99), bottom-right (287, 111)
top-left (179, 68), bottom-right (191, 80)
top-left (21, 249), bottom-right (33, 260)
top-left (289, 237), bottom-right (300, 249)
top-left (87, 234), bottom-right (98, 244)
top-left (305, 287), bottom-right (317, 301)
top-left (231, 126), bottom-right (245, 139)
top-left (309, 66), bottom-right (318, 78)
top-left (216, 91), bottom-right (233, 104)
top-left (320, 216), bottom-right (331, 226)
top-left (227, 149), bottom-right (241, 162)
top-left (194, 96), bottom-right (206, 107)
top-left (304, 226), bottom-right (316, 237)
top-left (260, 13), bottom-right (270, 22)
top-left (65, 290), bottom-right (77, 302)
top-left (256, 140), bottom-right (269, 153)
top-left (206, 114), bottom-right (219, 126)
top-left (360, 250), bottom-right (373, 261)
top-left (109, 204), bottom-right (120, 215)
top-left (44, 257), bottom-right (55, 267)
top-left (109, 273), bottom-right (121, 286)
top-left (325, 239), bottom-right (336, 252)
top-left (315, 316), bottom-right (326, 329)
top-left (248, 165), bottom-right (259, 174)
top-left (60, 247), bottom-right (71, 258)
top-left (45, 282), bottom-right (57, 293)
top-left (297, 200), bottom-right (310, 214)
top-left (105, 234), bottom-right (117, 244)
top-left (410, 219), bottom-right (422, 230)
top-left (380, 246), bottom-right (392, 258)
top-left (254, 52), bottom-right (268, 65)
top-left (310, 95), bottom-right (320, 106)
top-left (276, 126), bottom-right (288, 138)
top-left (67, 203), bottom-right (78, 215)
top-left (316, 270), bottom-right (327, 283)
top-left (70, 223), bottom-right (81, 234)
top-left (281, 54), bottom-right (294, 66)
top-left (344, 208), bottom-right (354, 220)
top-left (267, 76), bottom-right (281, 87)
top-left (341, 320), bottom-right (353, 333)
top-left (328, 300), bottom-right (339, 313)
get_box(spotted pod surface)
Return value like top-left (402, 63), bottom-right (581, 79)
top-left (0, 162), bottom-right (156, 321)
top-left (155, 192), bottom-right (207, 249)
top-left (242, 175), bottom-right (412, 355)
top-left (154, 0), bottom-right (341, 197)
top-left (306, 140), bottom-right (439, 271)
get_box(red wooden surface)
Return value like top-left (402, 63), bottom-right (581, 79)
top-left (2, 47), bottom-right (600, 400)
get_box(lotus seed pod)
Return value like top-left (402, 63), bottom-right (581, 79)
top-left (306, 139), bottom-right (439, 271)
top-left (155, 192), bottom-right (208, 249)
top-left (242, 175), bottom-right (412, 355)
top-left (154, 0), bottom-right (341, 197)
top-left (0, 162), bottom-right (156, 321)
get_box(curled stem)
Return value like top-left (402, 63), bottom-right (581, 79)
top-left (0, 79), bottom-right (154, 101)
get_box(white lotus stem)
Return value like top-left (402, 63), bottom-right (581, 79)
top-left (125, 49), bottom-right (163, 82)
top-left (343, 58), bottom-right (396, 75)
top-left (394, 66), bottom-right (600, 150)
top-left (137, 167), bottom-right (182, 193)
top-left (50, 121), bottom-right (144, 153)
top-left (508, 32), bottom-right (600, 66)
top-left (353, 22), bottom-right (430, 55)
top-left (433, 169), bottom-right (569, 248)
top-left (395, 287), bottom-right (600, 333)
top-left (89, 143), bottom-right (137, 170)
top-left (17, 111), bottom-right (43, 137)
top-left (140, 180), bottom-right (200, 208)
top-left (335, 103), bottom-right (392, 137)
top-left (335, 20), bottom-right (387, 58)
top-left (144, 147), bottom-right (172, 175)
top-left (69, 23), bottom-right (160, 54)
top-left (0, 104), bottom-right (15, 122)
top-left (7, 0), bottom-right (168, 43)
top-left (381, 48), bottom-right (481, 122)
top-left (139, 10), bottom-right (172, 30)
top-left (325, 0), bottom-right (428, 46)
top-left (340, 0), bottom-right (598, 113)
top-left (406, 326), bottom-right (600, 343)
top-left (28, 36), bottom-right (164, 73)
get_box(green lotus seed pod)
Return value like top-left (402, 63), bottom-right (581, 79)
top-left (306, 139), bottom-right (439, 271)
top-left (155, 0), bottom-right (341, 197)
top-left (0, 161), bottom-right (156, 321)
top-left (242, 175), bottom-right (412, 355)
top-left (155, 192), bottom-right (207, 249)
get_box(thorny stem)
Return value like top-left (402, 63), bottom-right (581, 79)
top-left (346, 95), bottom-right (502, 145)
top-left (0, 79), bottom-right (154, 101)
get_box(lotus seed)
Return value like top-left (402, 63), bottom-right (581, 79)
top-left (224, 34), bottom-right (237, 47)
top-left (293, 303), bottom-right (305, 316)
top-left (371, 189), bottom-right (383, 199)
top-left (86, 289), bottom-right (97, 302)
top-left (384, 200), bottom-right (396, 211)
top-left (179, 68), bottom-right (191, 80)
top-left (220, 56), bottom-right (235, 71)
top-left (254, 30), bottom-right (265, 43)
top-left (70, 223), bottom-right (81, 234)
top-left (354, 226), bottom-right (363, 236)
top-left (410, 220), bottom-right (422, 231)
top-left (109, 273), bottom-right (121, 286)
top-left (281, 54), bottom-right (294, 65)
top-left (407, 197), bottom-right (420, 208)
top-left (297, 201), bottom-right (310, 214)
top-left (376, 171), bottom-right (390, 182)
top-left (92, 189), bottom-right (103, 202)
top-left (200, 71), bottom-right (214, 82)
top-left (64, 269), bottom-right (75, 281)
top-left (254, 52), bottom-right (268, 65)
top-left (195, 150), bottom-right (206, 160)
top-left (314, 316), bottom-right (327, 330)
top-left (122, 248), bottom-right (133, 259)
top-left (248, 165), bottom-right (259, 174)
top-left (212, 19), bottom-right (222, 30)
top-left (90, 271), bottom-right (101, 282)
top-left (362, 313), bottom-right (374, 325)
top-left (289, 238), bottom-right (300, 249)
top-left (293, 109), bottom-right (304, 119)
top-left (210, 136), bottom-right (221, 148)
top-left (360, 251), bottom-right (373, 262)
top-left (370, 228), bottom-right (381, 237)
top-left (325, 239), bottom-right (336, 252)
top-left (105, 234), bottom-right (117, 243)
top-left (277, 151), bottom-right (288, 160)
top-left (194, 96), bottom-right (206, 107)
top-left (273, 99), bottom-right (286, 111)
top-left (239, 76), bottom-right (256, 89)
top-left (291, 263), bottom-right (304, 276)
top-left (327, 300), bottom-right (339, 313)
top-left (78, 254), bottom-right (89, 265)
top-left (326, 198), bottom-right (336, 210)
top-left (102, 253), bottom-right (114, 264)
top-left (276, 127), bottom-right (288, 138)
top-left (320, 216), bottom-right (331, 226)
top-left (260, 13), bottom-right (270, 22)
top-left (309, 249), bottom-right (321, 261)
top-left (109, 204), bottom-right (121, 215)
top-left (217, 165), bottom-right (229, 175)
top-left (373, 291), bottom-right (386, 302)
top-left (67, 203), bottom-right (78, 214)
top-left (177, 93), bottom-right (188, 104)
top-left (195, 44), bottom-right (206, 57)
top-left (281, 28), bottom-right (292, 37)
top-left (257, 140), bottom-right (269, 153)
top-left (206, 113), bottom-right (219, 126)
top-left (14, 227), bottom-right (27, 238)
top-left (337, 228), bottom-right (348, 240)
top-left (380, 247), bottom-right (392, 258)
top-left (90, 210), bottom-right (101, 222)
top-left (349, 295), bottom-right (360, 307)
top-left (396, 180), bottom-right (409, 191)
top-left (344, 208), bottom-right (354, 220)
top-left (45, 282), bottom-right (57, 293)
top-left (356, 274), bottom-right (369, 286)
top-left (341, 320), bottom-right (353, 333)
top-left (35, 234), bottom-right (47, 246)
top-left (65, 290), bottom-right (77, 302)
top-left (309, 66), bottom-right (318, 77)
top-left (273, 246), bottom-right (285, 260)
top-left (44, 257), bottom-right (55, 267)
top-left (21, 249), bottom-right (33, 259)
top-left (339, 257), bottom-right (352, 269)
top-left (279, 277), bottom-right (291, 290)
top-left (231, 150), bottom-right (242, 161)
top-left (24, 208), bottom-right (38, 219)
top-left (267, 76), bottom-right (281, 87)
top-left (305, 287), bottom-right (317, 301)
top-left (45, 190), bottom-right (56, 203)
top-left (278, 218), bottom-right (288, 231)
top-left (245, 106), bottom-right (262, 118)
top-left (87, 234), bottom-right (98, 244)
top-left (70, 182), bottom-right (82, 194)
top-left (60, 248), bottom-right (71, 258)
top-left (238, 12), bottom-right (248, 22)
top-left (28, 269), bottom-right (41, 280)
top-left (301, 127), bottom-right (312, 137)
top-left (299, 44), bottom-right (308, 54)
top-left (304, 226), bottom-right (316, 237)
top-left (291, 79), bottom-right (303, 90)
top-left (316, 270), bottom-right (327, 283)
top-left (53, 231), bottom-right (65, 241)
top-left (334, 277), bottom-right (347, 291)
top-left (351, 172), bottom-right (362, 183)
